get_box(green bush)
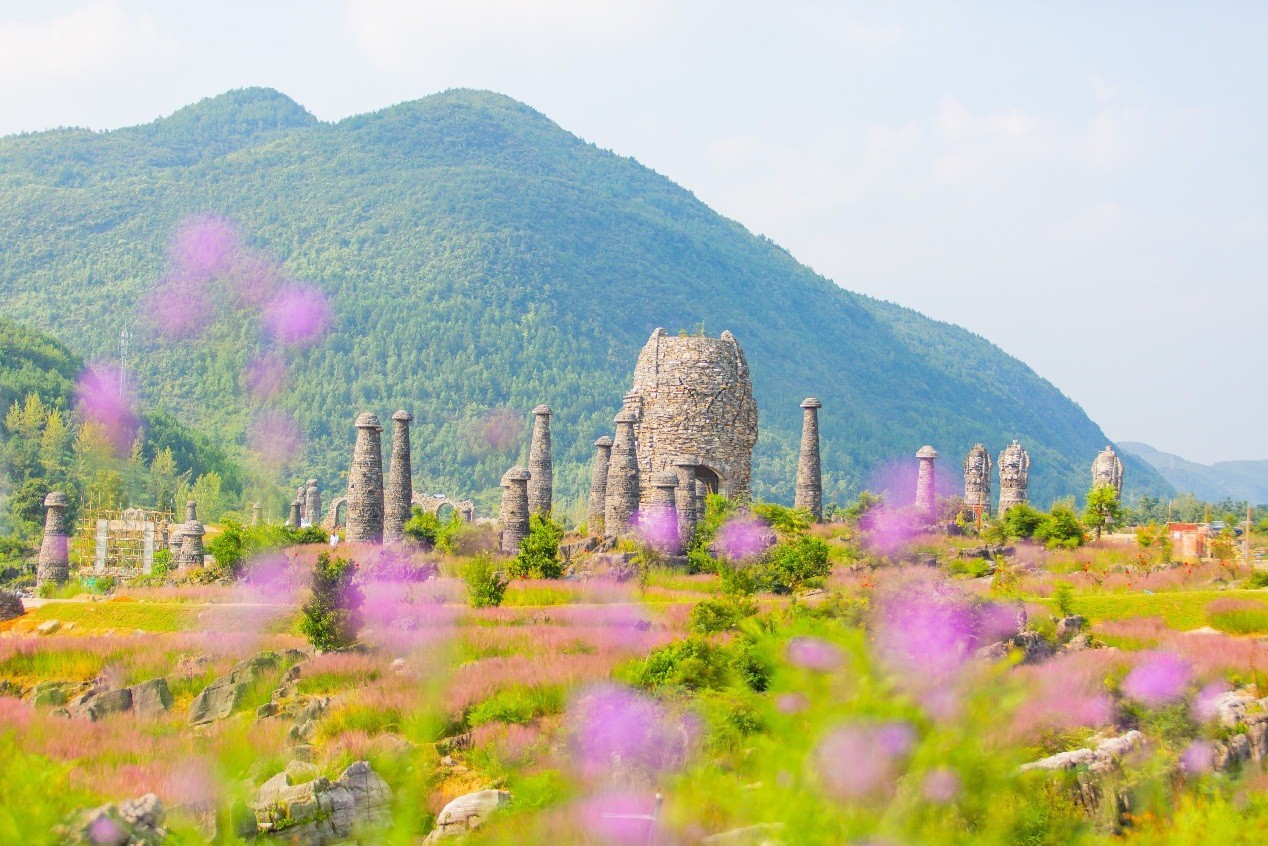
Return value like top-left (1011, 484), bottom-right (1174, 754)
top-left (688, 596), bottom-right (757, 634)
top-left (463, 554), bottom-right (507, 608)
top-left (1052, 580), bottom-right (1076, 617)
top-left (1035, 505), bottom-right (1086, 549)
top-left (403, 508), bottom-right (462, 553)
top-left (300, 553), bottom-right (364, 651)
top-left (750, 534), bottom-right (830, 594)
top-left (1000, 503), bottom-right (1045, 540)
top-left (624, 636), bottom-right (770, 693)
top-left (466, 685), bottom-right (564, 728)
top-left (508, 514), bottom-right (564, 579)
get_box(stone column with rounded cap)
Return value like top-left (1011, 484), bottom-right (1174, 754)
top-left (648, 471), bottom-right (681, 552)
top-left (287, 500), bottom-right (302, 529)
top-left (251, 502), bottom-right (263, 527)
top-left (384, 410), bottom-right (414, 544)
top-left (347, 412), bottom-right (385, 543)
top-left (499, 467), bottom-right (532, 555)
top-left (587, 435), bottom-right (613, 535)
top-left (304, 480), bottom-right (321, 527)
top-left (795, 398), bottom-right (823, 521)
top-left (915, 446), bottom-right (938, 521)
top-left (672, 458), bottom-right (699, 542)
top-left (528, 405), bottom-right (553, 516)
top-left (178, 500), bottom-right (205, 569)
top-left (604, 411), bottom-right (640, 537)
top-left (36, 491), bottom-right (70, 587)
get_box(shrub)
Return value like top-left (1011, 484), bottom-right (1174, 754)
top-left (625, 637), bottom-right (734, 691)
top-left (750, 534), bottom-right (831, 593)
top-left (508, 514), bottom-right (564, 579)
top-left (300, 553), bottom-right (364, 651)
top-left (403, 508), bottom-right (462, 552)
top-left (1247, 571), bottom-right (1268, 589)
top-left (1052, 580), bottom-right (1076, 617)
top-left (1035, 505), bottom-right (1086, 549)
top-left (464, 554), bottom-right (507, 608)
top-left (688, 596), bottom-right (757, 634)
top-left (206, 520), bottom-right (247, 576)
top-left (1001, 503), bottom-right (1045, 540)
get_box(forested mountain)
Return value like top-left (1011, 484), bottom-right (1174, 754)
top-left (1120, 442), bottom-right (1267, 505)
top-left (0, 88), bottom-right (1170, 517)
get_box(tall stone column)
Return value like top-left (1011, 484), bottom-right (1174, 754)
top-left (795, 398), bottom-right (823, 521)
top-left (648, 472), bottom-right (680, 552)
top-left (963, 444), bottom-right (992, 515)
top-left (998, 440), bottom-right (1031, 514)
top-left (384, 410), bottom-right (414, 544)
top-left (528, 404), bottom-right (553, 517)
top-left (287, 500), bottom-right (302, 529)
top-left (251, 502), bottom-right (263, 527)
top-left (673, 458), bottom-right (699, 543)
top-left (296, 485), bottom-right (306, 515)
top-left (36, 491), bottom-right (70, 587)
top-left (304, 480), bottom-right (321, 527)
top-left (604, 411), bottom-right (640, 537)
top-left (1092, 445), bottom-right (1124, 495)
top-left (178, 500), bottom-right (204, 570)
top-left (915, 446), bottom-right (938, 521)
top-left (347, 412), bottom-right (384, 543)
top-left (499, 467), bottom-right (532, 555)
top-left (695, 480), bottom-right (708, 527)
top-left (587, 435), bottom-right (613, 535)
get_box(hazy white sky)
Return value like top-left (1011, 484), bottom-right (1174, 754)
top-left (2, 0), bottom-right (1264, 464)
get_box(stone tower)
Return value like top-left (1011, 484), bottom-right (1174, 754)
top-left (673, 457), bottom-right (699, 543)
top-left (178, 500), bottom-right (205, 570)
top-left (587, 436), bottom-right (613, 534)
top-left (998, 440), bottom-right (1031, 514)
top-left (604, 411), bottom-right (641, 537)
top-left (499, 467), bottom-right (531, 555)
top-left (36, 491), bottom-right (70, 587)
top-left (346, 412), bottom-right (385, 543)
top-left (304, 479), bottom-right (321, 527)
top-left (915, 446), bottom-right (938, 520)
top-left (384, 410), bottom-right (414, 545)
top-left (624, 328), bottom-right (758, 503)
top-left (1092, 445), bottom-right (1124, 495)
top-left (528, 405), bottom-right (553, 516)
top-left (796, 398), bottom-right (823, 521)
top-left (287, 500), bottom-right (301, 528)
top-left (251, 502), bottom-right (263, 527)
top-left (963, 444), bottom-right (992, 514)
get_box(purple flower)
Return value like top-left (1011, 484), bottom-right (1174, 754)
top-left (874, 592), bottom-right (976, 682)
top-left (1180, 739), bottom-right (1216, 774)
top-left (633, 507), bottom-right (680, 553)
top-left (245, 353), bottom-right (287, 398)
top-left (171, 215), bottom-right (240, 282)
top-left (1122, 652), bottom-right (1191, 706)
top-left (1191, 681), bottom-right (1229, 722)
top-left (567, 683), bottom-right (692, 782)
top-left (816, 720), bottom-right (915, 800)
top-left (148, 273), bottom-right (215, 339)
top-left (776, 692), bottom-right (808, 714)
top-left (247, 409), bottom-right (302, 471)
top-left (87, 814), bottom-right (124, 844)
top-left (75, 364), bottom-right (139, 453)
top-left (714, 515), bottom-right (771, 561)
top-left (262, 285), bottom-right (331, 346)
top-left (921, 767), bottom-right (961, 803)
top-left (786, 637), bottom-right (843, 672)
top-left (575, 790), bottom-right (661, 846)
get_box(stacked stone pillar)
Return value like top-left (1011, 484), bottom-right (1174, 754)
top-left (587, 436), bottom-right (613, 535)
top-left (963, 444), bottom-right (992, 515)
top-left (528, 405), bottom-right (553, 516)
top-left (998, 440), bottom-right (1031, 514)
top-left (347, 412), bottom-right (385, 543)
top-left (648, 472), bottom-right (680, 552)
top-left (304, 480), bottom-right (321, 527)
top-left (384, 410), bottom-right (414, 544)
top-left (695, 480), bottom-right (707, 526)
top-left (604, 411), bottom-right (640, 537)
top-left (287, 500), bottom-right (302, 529)
top-left (795, 398), bottom-right (823, 521)
top-left (36, 491), bottom-right (70, 587)
top-left (499, 467), bottom-right (532, 555)
top-left (673, 458), bottom-right (699, 543)
top-left (915, 446), bottom-right (938, 521)
top-left (251, 502), bottom-right (263, 527)
top-left (1092, 445), bottom-right (1124, 495)
top-left (178, 500), bottom-right (205, 570)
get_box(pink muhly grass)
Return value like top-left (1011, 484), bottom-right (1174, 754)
top-left (1006, 650), bottom-right (1120, 742)
top-left (632, 507), bottom-right (681, 554)
top-left (786, 637), bottom-right (843, 672)
top-left (573, 789), bottom-right (662, 846)
top-left (447, 653), bottom-right (618, 713)
top-left (922, 767), bottom-right (962, 803)
top-left (1122, 652), bottom-right (1192, 706)
top-left (815, 720), bottom-right (915, 801)
top-left (713, 515), bottom-right (772, 561)
top-left (470, 721), bottom-right (545, 766)
top-left (1181, 739), bottom-right (1216, 774)
top-left (0, 696), bottom-right (33, 731)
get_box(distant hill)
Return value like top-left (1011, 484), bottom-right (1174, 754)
top-left (1119, 442), bottom-right (1268, 505)
top-left (0, 87), bottom-right (1171, 513)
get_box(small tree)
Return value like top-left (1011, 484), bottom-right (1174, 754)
top-left (1035, 504), bottom-right (1086, 549)
top-left (1083, 484), bottom-right (1122, 540)
top-left (463, 554), bottom-right (507, 608)
top-left (1052, 580), bottom-right (1076, 617)
top-left (301, 553), bottom-right (364, 651)
top-left (508, 514), bottom-right (564, 579)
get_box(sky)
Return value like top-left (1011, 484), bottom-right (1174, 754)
top-left (1, 0), bottom-right (1264, 464)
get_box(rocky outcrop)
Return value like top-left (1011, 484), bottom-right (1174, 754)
top-left (252, 760), bottom-right (391, 844)
top-left (424, 789), bottom-right (511, 842)
top-left (189, 650), bottom-right (302, 726)
top-left (0, 589), bottom-right (23, 621)
top-left (1021, 731), bottom-right (1143, 773)
top-left (1208, 691), bottom-right (1268, 772)
top-left (69, 793), bottom-right (166, 845)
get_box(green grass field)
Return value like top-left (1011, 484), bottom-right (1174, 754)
top-left (23, 600), bottom-right (198, 633)
top-left (1044, 589), bottom-right (1268, 630)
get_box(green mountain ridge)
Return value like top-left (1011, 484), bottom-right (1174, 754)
top-left (1119, 442), bottom-right (1267, 505)
top-left (0, 87), bottom-right (1171, 515)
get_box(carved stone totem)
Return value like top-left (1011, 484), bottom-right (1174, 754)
top-left (499, 467), bottom-right (532, 555)
top-left (1092, 445), bottom-right (1124, 495)
top-left (384, 410), bottom-right (414, 545)
top-left (963, 444), bottom-right (992, 514)
top-left (604, 411), bottom-right (640, 537)
top-left (287, 500), bottom-right (302, 529)
top-left (251, 502), bottom-right (263, 527)
top-left (36, 491), bottom-right (70, 587)
top-left (795, 398), bottom-right (823, 521)
top-left (915, 446), bottom-right (938, 521)
top-left (587, 435), bottom-right (613, 535)
top-left (998, 440), bottom-right (1031, 514)
top-left (528, 405), bottom-right (553, 517)
top-left (178, 500), bottom-right (205, 570)
top-left (347, 412), bottom-right (384, 543)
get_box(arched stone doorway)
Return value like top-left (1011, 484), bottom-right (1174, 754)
top-left (323, 497), bottom-right (349, 530)
top-left (693, 466), bottom-right (722, 495)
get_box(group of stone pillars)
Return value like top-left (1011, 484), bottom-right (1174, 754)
top-left (345, 409), bottom-right (415, 544)
top-left (497, 405), bottom-right (556, 555)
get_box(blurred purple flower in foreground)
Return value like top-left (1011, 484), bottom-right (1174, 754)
top-left (633, 507), bottom-right (680, 553)
top-left (713, 515), bottom-right (771, 561)
top-left (262, 285), bottom-right (331, 346)
top-left (88, 814), bottom-right (125, 844)
top-left (248, 409), bottom-right (302, 471)
top-left (568, 683), bottom-right (693, 782)
top-left (874, 590), bottom-right (977, 682)
top-left (1191, 681), bottom-right (1229, 722)
top-left (1122, 652), bottom-right (1191, 706)
top-left (1180, 739), bottom-right (1216, 774)
top-left (776, 692), bottom-right (808, 714)
top-left (816, 720), bottom-right (915, 800)
top-left (922, 767), bottom-right (961, 803)
top-left (148, 274), bottom-right (215, 339)
top-left (575, 790), bottom-right (661, 846)
top-left (171, 215), bottom-right (241, 282)
top-left (472, 408), bottom-right (523, 454)
top-left (76, 364), bottom-right (138, 453)
top-left (787, 636), bottom-right (843, 672)
top-left (245, 353), bottom-right (288, 398)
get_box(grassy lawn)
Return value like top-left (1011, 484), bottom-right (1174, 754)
top-left (22, 600), bottom-right (198, 633)
top-left (1045, 589), bottom-right (1268, 630)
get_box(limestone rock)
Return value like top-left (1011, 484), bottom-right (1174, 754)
top-left (129, 678), bottom-right (173, 717)
top-left (0, 589), bottom-right (23, 621)
top-left (1055, 615), bottom-right (1086, 640)
top-left (190, 651), bottom-right (297, 726)
top-left (252, 760), bottom-right (390, 845)
top-left (703, 822), bottom-right (785, 845)
top-left (424, 789), bottom-right (511, 842)
top-left (1021, 730), bottom-right (1143, 773)
top-left (37, 619), bottom-right (61, 635)
top-left (71, 793), bottom-right (165, 845)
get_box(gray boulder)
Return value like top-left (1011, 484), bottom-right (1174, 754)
top-left (71, 793), bottom-right (165, 845)
top-left (129, 678), bottom-right (172, 718)
top-left (0, 589), bottom-right (23, 621)
top-left (190, 651), bottom-right (300, 726)
top-left (424, 789), bottom-right (511, 842)
top-left (252, 760), bottom-right (390, 845)
top-left (1021, 730), bottom-right (1143, 773)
